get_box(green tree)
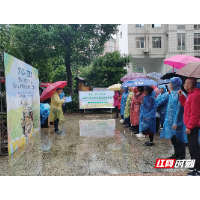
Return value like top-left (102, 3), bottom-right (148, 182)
top-left (79, 51), bottom-right (133, 87)
top-left (10, 24), bottom-right (119, 95)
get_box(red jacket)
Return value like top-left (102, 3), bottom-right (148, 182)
top-left (118, 94), bottom-right (122, 110)
top-left (179, 88), bottom-right (200, 129)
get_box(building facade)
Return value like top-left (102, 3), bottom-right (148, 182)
top-left (102, 38), bottom-right (116, 56)
top-left (116, 24), bottom-right (200, 74)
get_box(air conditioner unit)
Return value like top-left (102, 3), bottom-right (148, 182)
top-left (144, 48), bottom-right (149, 53)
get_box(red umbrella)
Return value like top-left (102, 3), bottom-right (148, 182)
top-left (40, 82), bottom-right (52, 87)
top-left (40, 81), bottom-right (67, 101)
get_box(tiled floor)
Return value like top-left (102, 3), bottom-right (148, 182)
top-left (0, 113), bottom-right (190, 176)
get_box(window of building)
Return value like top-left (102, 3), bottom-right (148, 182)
top-left (177, 33), bottom-right (185, 50)
top-left (120, 31), bottom-right (122, 39)
top-left (136, 24), bottom-right (144, 28)
top-left (136, 37), bottom-right (145, 48)
top-left (194, 33), bottom-right (200, 50)
top-left (152, 37), bottom-right (161, 48)
top-left (177, 24), bottom-right (185, 29)
top-left (152, 24), bottom-right (161, 28)
top-left (194, 25), bottom-right (200, 29)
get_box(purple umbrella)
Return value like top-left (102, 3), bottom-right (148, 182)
top-left (120, 73), bottom-right (147, 82)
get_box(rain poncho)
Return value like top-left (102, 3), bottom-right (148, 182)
top-left (139, 89), bottom-right (157, 133)
top-left (120, 87), bottom-right (129, 117)
top-left (156, 85), bottom-right (169, 125)
top-left (160, 77), bottom-right (188, 143)
top-left (49, 91), bottom-right (65, 122)
top-left (130, 87), bottom-right (145, 126)
top-left (124, 88), bottom-right (133, 119)
top-left (40, 103), bottom-right (50, 124)
top-left (59, 91), bottom-right (66, 107)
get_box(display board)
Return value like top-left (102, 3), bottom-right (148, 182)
top-left (4, 53), bottom-right (40, 155)
top-left (79, 119), bottom-right (115, 137)
top-left (79, 91), bottom-right (114, 109)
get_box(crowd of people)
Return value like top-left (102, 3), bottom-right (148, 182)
top-left (113, 77), bottom-right (200, 176)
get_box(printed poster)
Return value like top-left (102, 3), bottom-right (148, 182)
top-left (93, 88), bottom-right (108, 91)
top-left (79, 91), bottom-right (114, 109)
top-left (4, 53), bottom-right (40, 155)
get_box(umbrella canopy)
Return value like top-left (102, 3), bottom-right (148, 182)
top-left (146, 72), bottom-right (163, 81)
top-left (108, 83), bottom-right (121, 91)
top-left (157, 80), bottom-right (170, 85)
top-left (176, 62), bottom-right (200, 78)
top-left (161, 68), bottom-right (180, 80)
top-left (164, 55), bottom-right (200, 70)
top-left (40, 81), bottom-right (67, 101)
top-left (120, 73), bottom-right (147, 82)
top-left (122, 78), bottom-right (157, 87)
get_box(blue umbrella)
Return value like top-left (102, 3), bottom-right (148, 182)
top-left (146, 72), bottom-right (163, 81)
top-left (157, 80), bottom-right (170, 85)
top-left (122, 78), bottom-right (157, 87)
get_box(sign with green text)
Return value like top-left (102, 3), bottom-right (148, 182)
top-left (79, 91), bottom-right (114, 109)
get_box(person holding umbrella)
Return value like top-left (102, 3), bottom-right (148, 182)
top-left (113, 90), bottom-right (120, 118)
top-left (120, 87), bottom-right (129, 125)
top-left (49, 88), bottom-right (66, 134)
top-left (138, 86), bottom-right (157, 145)
top-left (156, 85), bottom-right (169, 128)
top-left (160, 77), bottom-right (187, 159)
top-left (119, 88), bottom-right (123, 123)
top-left (130, 86), bottom-right (145, 133)
top-left (178, 78), bottom-right (200, 176)
top-left (124, 86), bottom-right (134, 127)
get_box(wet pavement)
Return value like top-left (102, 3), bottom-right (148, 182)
top-left (0, 113), bottom-right (190, 176)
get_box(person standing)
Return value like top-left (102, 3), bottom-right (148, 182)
top-left (130, 86), bottom-right (145, 134)
top-left (120, 87), bottom-right (129, 125)
top-left (49, 88), bottom-right (66, 134)
top-left (119, 88), bottom-right (123, 123)
top-left (124, 87), bottom-right (134, 128)
top-left (151, 85), bottom-right (160, 98)
top-left (156, 85), bottom-right (169, 128)
top-left (160, 77), bottom-right (187, 159)
top-left (138, 86), bottom-right (157, 145)
top-left (113, 90), bottom-right (120, 118)
top-left (178, 78), bottom-right (200, 176)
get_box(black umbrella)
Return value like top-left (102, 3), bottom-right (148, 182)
top-left (160, 68), bottom-right (180, 80)
top-left (161, 68), bottom-right (188, 94)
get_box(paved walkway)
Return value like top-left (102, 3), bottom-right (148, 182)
top-left (0, 113), bottom-right (190, 176)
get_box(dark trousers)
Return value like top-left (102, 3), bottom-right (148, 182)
top-left (171, 135), bottom-right (186, 159)
top-left (187, 127), bottom-right (200, 170)
top-left (149, 134), bottom-right (154, 142)
top-left (121, 115), bottom-right (123, 119)
top-left (115, 106), bottom-right (119, 117)
top-left (54, 118), bottom-right (59, 131)
top-left (133, 125), bottom-right (139, 132)
top-left (156, 117), bottom-right (160, 133)
top-left (125, 116), bottom-right (131, 126)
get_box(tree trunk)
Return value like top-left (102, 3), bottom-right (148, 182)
top-left (65, 53), bottom-right (73, 96)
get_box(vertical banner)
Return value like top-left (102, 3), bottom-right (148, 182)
top-left (4, 53), bottom-right (40, 155)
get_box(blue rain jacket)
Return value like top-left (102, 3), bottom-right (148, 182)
top-left (160, 77), bottom-right (188, 143)
top-left (120, 87), bottom-right (129, 116)
top-left (40, 103), bottom-right (50, 124)
top-left (139, 90), bottom-right (157, 133)
top-left (156, 85), bottom-right (169, 125)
